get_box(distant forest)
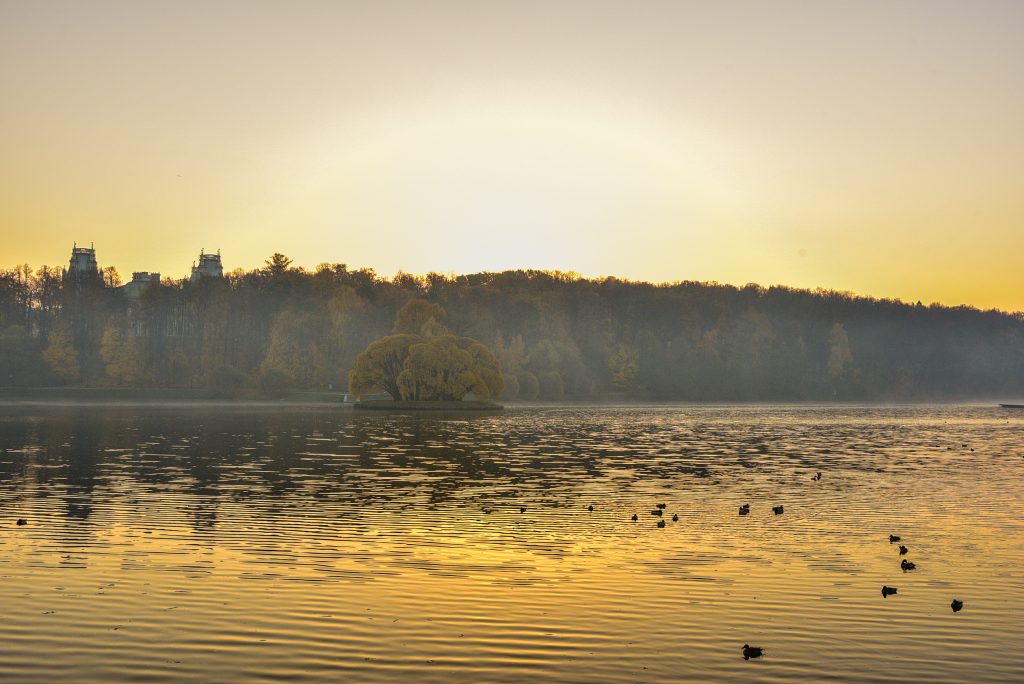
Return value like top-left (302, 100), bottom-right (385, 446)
top-left (1, 254), bottom-right (1023, 400)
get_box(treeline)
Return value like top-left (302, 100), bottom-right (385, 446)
top-left (1, 254), bottom-right (1022, 400)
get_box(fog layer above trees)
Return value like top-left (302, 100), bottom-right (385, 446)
top-left (1, 255), bottom-right (1022, 400)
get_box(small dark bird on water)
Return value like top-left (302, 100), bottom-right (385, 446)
top-left (651, 509), bottom-right (663, 517)
top-left (16, 518), bottom-right (27, 526)
top-left (951, 599), bottom-right (964, 613)
top-left (901, 559), bottom-right (917, 571)
top-left (672, 513), bottom-right (679, 522)
top-left (588, 505), bottom-right (594, 512)
top-left (520, 507), bottom-right (526, 513)
top-left (899, 545), bottom-right (908, 555)
top-left (656, 519), bottom-right (666, 528)
top-left (889, 535), bottom-right (901, 543)
top-left (742, 644), bottom-right (764, 660)
top-left (656, 503), bottom-right (666, 509)
top-left (881, 586), bottom-right (898, 597)
top-left (772, 505), bottom-right (784, 515)
top-left (631, 513), bottom-right (638, 522)
top-left (739, 504), bottom-right (750, 516)
top-left (812, 472), bottom-right (822, 481)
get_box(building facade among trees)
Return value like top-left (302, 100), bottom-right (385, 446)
top-left (120, 272), bottom-right (161, 300)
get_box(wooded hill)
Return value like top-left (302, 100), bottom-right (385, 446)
top-left (2, 255), bottom-right (1022, 400)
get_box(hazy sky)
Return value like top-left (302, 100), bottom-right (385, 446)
top-left (2, 0), bottom-right (1022, 309)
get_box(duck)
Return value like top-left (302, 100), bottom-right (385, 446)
top-left (739, 505), bottom-right (750, 516)
top-left (812, 472), bottom-right (822, 481)
top-left (656, 519), bottom-right (666, 528)
top-left (656, 503), bottom-right (666, 509)
top-left (901, 559), bottom-right (917, 571)
top-left (650, 509), bottom-right (663, 517)
top-left (16, 518), bottom-right (27, 526)
top-left (588, 505), bottom-right (594, 512)
top-left (881, 585), bottom-right (898, 597)
top-left (898, 545), bottom-right (908, 555)
top-left (742, 644), bottom-right (764, 660)
top-left (772, 505), bottom-right (784, 515)
top-left (672, 513), bottom-right (679, 522)
top-left (889, 534), bottom-right (901, 543)
top-left (951, 599), bottom-right (964, 613)
top-left (520, 506), bottom-right (526, 514)
top-left (631, 513), bottom-right (638, 522)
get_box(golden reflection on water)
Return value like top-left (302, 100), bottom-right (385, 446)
top-left (1, 405), bottom-right (1023, 682)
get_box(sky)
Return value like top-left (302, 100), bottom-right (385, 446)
top-left (1, 0), bottom-right (1022, 310)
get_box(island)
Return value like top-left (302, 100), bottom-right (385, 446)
top-left (347, 300), bottom-right (505, 411)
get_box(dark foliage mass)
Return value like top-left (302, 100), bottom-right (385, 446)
top-left (1, 256), bottom-right (1022, 400)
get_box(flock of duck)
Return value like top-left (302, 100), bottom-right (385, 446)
top-left (619, 498), bottom-right (790, 660)
top-left (881, 533), bottom-right (963, 613)
top-left (601, 469), bottom-right (967, 662)
top-left (11, 460), bottom-right (971, 667)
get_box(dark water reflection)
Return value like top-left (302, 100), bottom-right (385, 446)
top-left (1, 404), bottom-right (1022, 682)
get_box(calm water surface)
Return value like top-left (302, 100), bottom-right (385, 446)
top-left (1, 404), bottom-right (1022, 682)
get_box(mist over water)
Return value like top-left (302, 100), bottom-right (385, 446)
top-left (1, 404), bottom-right (1022, 682)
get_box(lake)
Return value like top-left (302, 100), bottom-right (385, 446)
top-left (1, 404), bottom-right (1022, 682)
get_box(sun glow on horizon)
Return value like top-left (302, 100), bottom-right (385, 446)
top-left (2, 1), bottom-right (1023, 310)
top-left (259, 94), bottom-right (739, 278)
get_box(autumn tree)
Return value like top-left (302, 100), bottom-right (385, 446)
top-left (349, 300), bottom-right (503, 401)
top-left (608, 343), bottom-right (639, 390)
top-left (43, 326), bottom-right (80, 383)
top-left (396, 336), bottom-right (482, 401)
top-left (393, 298), bottom-right (448, 337)
top-left (260, 309), bottom-right (327, 387)
top-left (348, 333), bottom-right (422, 399)
top-left (100, 317), bottom-right (143, 385)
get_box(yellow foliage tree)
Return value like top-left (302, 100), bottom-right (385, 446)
top-left (397, 336), bottom-right (481, 401)
top-left (260, 310), bottom-right (327, 387)
top-left (457, 337), bottom-right (504, 398)
top-left (608, 343), bottom-right (639, 390)
top-left (350, 301), bottom-right (503, 401)
top-left (348, 333), bottom-right (422, 399)
top-left (394, 336), bottom-right (505, 401)
top-left (42, 327), bottom-right (80, 383)
top-left (101, 317), bottom-right (143, 385)
top-left (393, 299), bottom-right (448, 337)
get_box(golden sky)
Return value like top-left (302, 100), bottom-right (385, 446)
top-left (1, 1), bottom-right (1022, 310)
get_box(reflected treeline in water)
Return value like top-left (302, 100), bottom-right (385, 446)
top-left (1, 404), bottom-right (971, 528)
top-left (1, 405), bottom-right (1023, 682)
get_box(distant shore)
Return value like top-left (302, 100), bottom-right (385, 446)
top-left (0, 387), bottom-right (505, 411)
top-left (353, 399), bottom-right (504, 411)
top-left (0, 388), bottom-right (1017, 409)
top-left (0, 386), bottom-right (347, 404)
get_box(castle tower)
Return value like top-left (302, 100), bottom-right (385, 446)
top-left (64, 241), bottom-right (100, 284)
top-left (190, 248), bottom-right (224, 282)
top-left (65, 242), bottom-right (100, 283)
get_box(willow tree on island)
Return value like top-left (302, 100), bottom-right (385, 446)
top-left (348, 300), bottom-right (503, 401)
top-left (347, 333), bottom-right (421, 399)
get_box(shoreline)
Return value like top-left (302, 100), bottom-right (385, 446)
top-left (353, 399), bottom-right (504, 412)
